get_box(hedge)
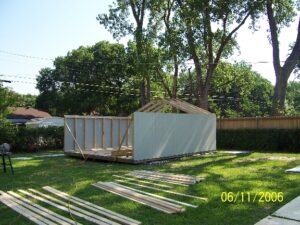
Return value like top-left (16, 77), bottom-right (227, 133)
top-left (0, 119), bottom-right (63, 151)
top-left (217, 129), bottom-right (300, 152)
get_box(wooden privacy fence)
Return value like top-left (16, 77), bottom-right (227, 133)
top-left (217, 116), bottom-right (300, 129)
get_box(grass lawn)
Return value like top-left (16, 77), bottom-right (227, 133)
top-left (0, 150), bottom-right (299, 225)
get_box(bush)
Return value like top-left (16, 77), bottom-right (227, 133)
top-left (217, 129), bottom-right (300, 152)
top-left (0, 118), bottom-right (17, 144)
top-left (13, 126), bottom-right (64, 151)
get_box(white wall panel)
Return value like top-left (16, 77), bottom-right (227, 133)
top-left (133, 112), bottom-right (216, 161)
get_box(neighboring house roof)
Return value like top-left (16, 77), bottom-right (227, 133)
top-left (136, 98), bottom-right (212, 115)
top-left (6, 107), bottom-right (51, 119)
top-left (26, 117), bottom-right (64, 128)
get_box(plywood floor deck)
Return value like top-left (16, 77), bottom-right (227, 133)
top-left (64, 149), bottom-right (134, 163)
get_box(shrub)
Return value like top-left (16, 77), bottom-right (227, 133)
top-left (13, 126), bottom-right (64, 151)
top-left (217, 129), bottom-right (300, 152)
top-left (0, 118), bottom-right (17, 144)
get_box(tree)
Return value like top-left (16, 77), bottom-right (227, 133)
top-left (265, 0), bottom-right (300, 115)
top-left (146, 0), bottom-right (264, 109)
top-left (179, 62), bottom-right (274, 117)
top-left (36, 41), bottom-right (140, 116)
top-left (285, 81), bottom-right (300, 115)
top-left (97, 0), bottom-right (153, 106)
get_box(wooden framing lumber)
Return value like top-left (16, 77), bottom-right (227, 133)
top-left (19, 189), bottom-right (120, 225)
top-left (126, 174), bottom-right (189, 187)
top-left (92, 182), bottom-right (185, 214)
top-left (127, 170), bottom-right (204, 185)
top-left (4, 191), bottom-right (74, 225)
top-left (136, 170), bottom-right (203, 182)
top-left (111, 149), bottom-right (132, 157)
top-left (113, 175), bottom-right (172, 188)
top-left (0, 192), bottom-right (52, 225)
top-left (42, 186), bottom-right (141, 225)
top-left (8, 191), bottom-right (80, 225)
top-left (115, 180), bottom-right (207, 201)
top-left (112, 182), bottom-right (198, 208)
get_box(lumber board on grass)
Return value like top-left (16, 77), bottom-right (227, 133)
top-left (136, 170), bottom-right (204, 182)
top-left (0, 194), bottom-right (50, 225)
top-left (2, 191), bottom-right (71, 225)
top-left (129, 170), bottom-right (202, 183)
top-left (115, 180), bottom-right (207, 201)
top-left (42, 186), bottom-right (141, 225)
top-left (19, 189), bottom-right (120, 225)
top-left (113, 175), bottom-right (172, 188)
top-left (92, 182), bottom-right (185, 214)
top-left (7, 191), bottom-right (78, 225)
top-left (112, 182), bottom-right (198, 208)
top-left (126, 174), bottom-right (189, 187)
top-left (127, 171), bottom-right (204, 185)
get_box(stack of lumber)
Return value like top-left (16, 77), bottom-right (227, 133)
top-left (92, 182), bottom-right (185, 214)
top-left (0, 190), bottom-right (81, 225)
top-left (42, 186), bottom-right (141, 225)
top-left (127, 170), bottom-right (204, 186)
top-left (0, 187), bottom-right (141, 225)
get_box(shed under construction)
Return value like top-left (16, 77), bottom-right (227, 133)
top-left (64, 98), bottom-right (216, 163)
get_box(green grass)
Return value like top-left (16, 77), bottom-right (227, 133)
top-left (0, 150), bottom-right (300, 225)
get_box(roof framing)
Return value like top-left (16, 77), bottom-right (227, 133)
top-left (136, 98), bottom-right (211, 115)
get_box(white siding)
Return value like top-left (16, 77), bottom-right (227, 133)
top-left (133, 112), bottom-right (216, 161)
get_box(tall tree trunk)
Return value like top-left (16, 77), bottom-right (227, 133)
top-left (267, 0), bottom-right (300, 115)
top-left (172, 58), bottom-right (178, 99)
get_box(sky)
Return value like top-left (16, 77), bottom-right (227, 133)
top-left (0, 0), bottom-right (299, 95)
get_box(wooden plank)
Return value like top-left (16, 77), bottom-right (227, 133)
top-left (8, 191), bottom-right (78, 225)
top-left (111, 150), bottom-right (132, 157)
top-left (3, 191), bottom-right (73, 225)
top-left (128, 172), bottom-right (196, 185)
top-left (128, 171), bottom-right (203, 185)
top-left (115, 180), bottom-right (207, 201)
top-left (92, 182), bottom-right (184, 214)
top-left (118, 119), bottom-right (121, 147)
top-left (0, 193), bottom-right (51, 225)
top-left (113, 182), bottom-right (198, 208)
top-left (126, 174), bottom-right (189, 187)
top-left (110, 118), bottom-right (113, 147)
top-left (132, 170), bottom-right (203, 183)
top-left (113, 175), bottom-right (172, 188)
top-left (42, 186), bottom-right (141, 225)
top-left (93, 118), bottom-right (96, 148)
top-left (102, 118), bottom-right (104, 148)
top-left (83, 118), bottom-right (86, 150)
top-left (19, 189), bottom-right (120, 225)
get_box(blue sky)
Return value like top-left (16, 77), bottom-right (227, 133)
top-left (0, 0), bottom-right (299, 95)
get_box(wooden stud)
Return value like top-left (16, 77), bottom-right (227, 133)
top-left (84, 118), bottom-right (86, 150)
top-left (113, 175), bottom-right (172, 188)
top-left (115, 180), bottom-right (207, 201)
top-left (113, 182), bottom-right (198, 208)
top-left (42, 186), bottom-right (141, 225)
top-left (92, 182), bottom-right (184, 214)
top-left (19, 189), bottom-right (119, 225)
top-left (8, 191), bottom-right (77, 225)
top-left (0, 195), bottom-right (49, 225)
top-left (93, 118), bottom-right (96, 148)
top-left (101, 118), bottom-right (104, 149)
top-left (4, 191), bottom-right (73, 225)
top-left (118, 119), bottom-right (121, 147)
top-left (110, 119), bottom-right (113, 147)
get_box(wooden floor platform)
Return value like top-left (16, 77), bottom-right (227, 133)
top-left (64, 149), bottom-right (135, 163)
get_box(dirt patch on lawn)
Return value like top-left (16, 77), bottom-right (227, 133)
top-left (235, 156), bottom-right (299, 163)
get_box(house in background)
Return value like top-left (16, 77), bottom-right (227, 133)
top-left (6, 107), bottom-right (51, 125)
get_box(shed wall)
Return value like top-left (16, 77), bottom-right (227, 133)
top-left (64, 116), bottom-right (132, 151)
top-left (133, 112), bottom-right (216, 161)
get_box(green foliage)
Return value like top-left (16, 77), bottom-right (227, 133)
top-left (179, 62), bottom-right (274, 117)
top-left (217, 129), bottom-right (300, 152)
top-left (13, 126), bottom-right (64, 151)
top-left (0, 118), bottom-right (17, 144)
top-left (0, 84), bottom-right (37, 117)
top-left (36, 41), bottom-right (141, 116)
top-left (285, 81), bottom-right (300, 115)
